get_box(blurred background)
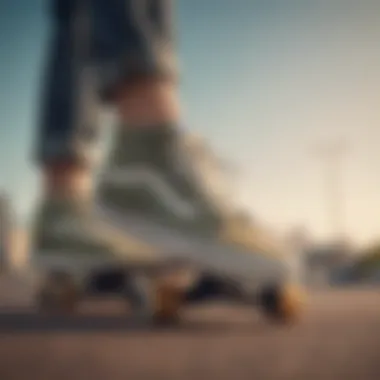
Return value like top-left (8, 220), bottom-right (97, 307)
top-left (1, 2), bottom-right (380, 380)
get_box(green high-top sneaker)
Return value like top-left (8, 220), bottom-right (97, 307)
top-left (95, 126), bottom-right (298, 293)
top-left (31, 197), bottom-right (156, 273)
top-left (30, 196), bottom-right (159, 313)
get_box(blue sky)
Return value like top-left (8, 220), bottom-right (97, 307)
top-left (0, 0), bottom-right (380, 245)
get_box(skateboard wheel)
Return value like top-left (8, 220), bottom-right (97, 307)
top-left (259, 283), bottom-right (306, 324)
top-left (153, 280), bottom-right (183, 325)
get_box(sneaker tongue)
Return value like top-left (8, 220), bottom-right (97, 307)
top-left (110, 125), bottom-right (179, 166)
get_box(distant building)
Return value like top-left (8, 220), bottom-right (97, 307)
top-left (303, 240), bottom-right (356, 286)
top-left (0, 193), bottom-right (30, 272)
top-left (0, 192), bottom-right (13, 272)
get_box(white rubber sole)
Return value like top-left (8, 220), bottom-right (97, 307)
top-left (94, 205), bottom-right (294, 291)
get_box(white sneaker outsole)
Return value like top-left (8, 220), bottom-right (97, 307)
top-left (94, 204), bottom-right (294, 291)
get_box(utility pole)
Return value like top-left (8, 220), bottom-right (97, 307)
top-left (314, 140), bottom-right (347, 242)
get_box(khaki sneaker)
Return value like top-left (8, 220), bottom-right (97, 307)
top-left (96, 127), bottom-right (296, 291)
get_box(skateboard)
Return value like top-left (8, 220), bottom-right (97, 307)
top-left (33, 250), bottom-right (306, 325)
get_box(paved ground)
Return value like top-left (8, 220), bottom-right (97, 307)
top-left (0, 274), bottom-right (379, 380)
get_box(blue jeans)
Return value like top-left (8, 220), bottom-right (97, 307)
top-left (36, 0), bottom-right (176, 165)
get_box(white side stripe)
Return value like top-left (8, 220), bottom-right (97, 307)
top-left (101, 166), bottom-right (199, 220)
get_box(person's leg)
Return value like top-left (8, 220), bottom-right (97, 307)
top-left (112, 0), bottom-right (179, 128)
top-left (36, 0), bottom-right (98, 201)
top-left (35, 0), bottom-right (177, 199)
top-left (33, 0), bottom-right (174, 199)
top-left (32, 0), bottom-right (155, 286)
top-left (94, 0), bottom-right (220, 222)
